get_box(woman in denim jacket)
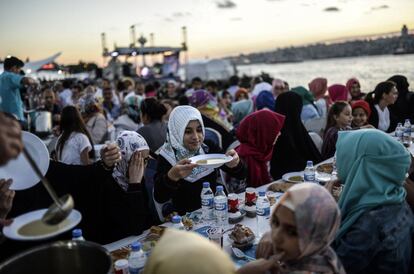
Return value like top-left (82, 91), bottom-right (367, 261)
top-left (333, 129), bottom-right (414, 274)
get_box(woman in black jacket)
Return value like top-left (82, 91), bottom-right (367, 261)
top-left (366, 81), bottom-right (398, 133)
top-left (154, 106), bottom-right (246, 216)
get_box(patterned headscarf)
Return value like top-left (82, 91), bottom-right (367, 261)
top-left (276, 183), bottom-right (345, 274)
top-left (159, 106), bottom-right (214, 182)
top-left (328, 84), bottom-right (349, 102)
top-left (308, 78), bottom-right (328, 100)
top-left (112, 131), bottom-right (149, 191)
top-left (188, 89), bottom-right (217, 109)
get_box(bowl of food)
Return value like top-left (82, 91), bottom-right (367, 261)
top-left (228, 224), bottom-right (255, 251)
top-left (316, 163), bottom-right (334, 174)
top-left (282, 172), bottom-right (304, 183)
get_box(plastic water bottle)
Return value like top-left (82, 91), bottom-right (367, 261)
top-left (72, 229), bottom-right (85, 241)
top-left (403, 119), bottom-right (412, 145)
top-left (128, 242), bottom-right (146, 274)
top-left (395, 122), bottom-right (403, 141)
top-left (256, 191), bottom-right (270, 238)
top-left (171, 215), bottom-right (185, 230)
top-left (304, 161), bottom-right (316, 183)
top-left (201, 182), bottom-right (214, 221)
top-left (214, 185), bottom-right (228, 228)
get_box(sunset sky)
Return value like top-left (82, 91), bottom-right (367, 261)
top-left (1, 0), bottom-right (413, 65)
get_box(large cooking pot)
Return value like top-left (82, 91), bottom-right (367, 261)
top-left (0, 241), bottom-right (112, 274)
top-left (34, 111), bottom-right (52, 135)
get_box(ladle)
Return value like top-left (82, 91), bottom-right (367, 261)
top-left (23, 147), bottom-right (74, 225)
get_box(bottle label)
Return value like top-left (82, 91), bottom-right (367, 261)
top-left (256, 207), bottom-right (270, 216)
top-left (202, 198), bottom-right (213, 207)
top-left (304, 174), bottom-right (315, 182)
top-left (215, 203), bottom-right (227, 211)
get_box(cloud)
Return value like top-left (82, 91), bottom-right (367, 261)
top-left (216, 0), bottom-right (237, 9)
top-left (172, 12), bottom-right (192, 17)
top-left (323, 6), bottom-right (340, 12)
top-left (371, 5), bottom-right (389, 10)
top-left (230, 17), bottom-right (242, 21)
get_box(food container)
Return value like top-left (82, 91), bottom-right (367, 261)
top-left (0, 240), bottom-right (111, 274)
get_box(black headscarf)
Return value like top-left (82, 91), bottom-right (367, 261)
top-left (387, 75), bottom-right (414, 123)
top-left (270, 92), bottom-right (323, 179)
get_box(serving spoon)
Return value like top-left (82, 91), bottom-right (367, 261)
top-left (23, 147), bottom-right (74, 225)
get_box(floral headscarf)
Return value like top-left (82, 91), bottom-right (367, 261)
top-left (159, 106), bottom-right (214, 182)
top-left (276, 183), bottom-right (345, 274)
top-left (112, 131), bottom-right (149, 191)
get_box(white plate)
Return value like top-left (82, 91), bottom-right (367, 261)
top-left (0, 131), bottom-right (50, 190)
top-left (282, 171), bottom-right (304, 183)
top-left (3, 208), bottom-right (82, 241)
top-left (189, 154), bottom-right (233, 168)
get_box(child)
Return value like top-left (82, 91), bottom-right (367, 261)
top-left (321, 101), bottom-right (352, 159)
top-left (237, 183), bottom-right (345, 274)
top-left (56, 105), bottom-right (94, 165)
top-left (351, 100), bottom-right (374, 129)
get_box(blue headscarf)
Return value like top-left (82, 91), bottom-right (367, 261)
top-left (255, 90), bottom-right (275, 111)
top-left (335, 129), bottom-right (410, 240)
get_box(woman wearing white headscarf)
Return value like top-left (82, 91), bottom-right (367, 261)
top-left (154, 106), bottom-right (246, 216)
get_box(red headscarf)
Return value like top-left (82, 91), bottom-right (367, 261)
top-left (236, 110), bottom-right (285, 187)
top-left (308, 78), bottom-right (328, 100)
top-left (346, 78), bottom-right (360, 93)
top-left (351, 100), bottom-right (371, 118)
top-left (328, 84), bottom-right (349, 102)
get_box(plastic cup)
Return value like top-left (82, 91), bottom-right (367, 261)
top-left (206, 227), bottom-right (224, 247)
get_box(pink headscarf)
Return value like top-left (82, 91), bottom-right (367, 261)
top-left (328, 84), bottom-right (349, 102)
top-left (345, 78), bottom-right (360, 93)
top-left (308, 78), bottom-right (328, 100)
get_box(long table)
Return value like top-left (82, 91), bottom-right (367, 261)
top-left (103, 157), bottom-right (335, 268)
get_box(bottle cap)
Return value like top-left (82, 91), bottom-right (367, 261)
top-left (216, 185), bottom-right (223, 192)
top-left (306, 160), bottom-right (313, 166)
top-left (114, 259), bottom-right (129, 269)
top-left (131, 241), bottom-right (141, 251)
top-left (72, 228), bottom-right (82, 238)
top-left (172, 215), bottom-right (182, 223)
top-left (258, 191), bottom-right (265, 196)
top-left (203, 182), bottom-right (210, 188)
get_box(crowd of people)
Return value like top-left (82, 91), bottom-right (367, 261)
top-left (1, 55), bottom-right (414, 273)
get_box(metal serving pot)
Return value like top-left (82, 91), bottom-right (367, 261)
top-left (0, 241), bottom-right (112, 274)
top-left (34, 111), bottom-right (52, 133)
